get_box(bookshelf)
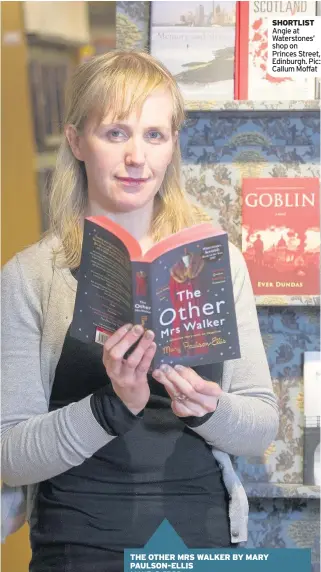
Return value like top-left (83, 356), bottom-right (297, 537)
top-left (1, 1), bottom-right (41, 266)
top-left (255, 295), bottom-right (320, 307)
top-left (115, 0), bottom-right (320, 562)
top-left (184, 100), bottom-right (321, 111)
top-left (245, 483), bottom-right (320, 499)
top-left (2, 6), bottom-right (318, 572)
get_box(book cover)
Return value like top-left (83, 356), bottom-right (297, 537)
top-left (303, 351), bottom-right (321, 485)
top-left (242, 177), bottom-right (320, 297)
top-left (235, 1), bottom-right (316, 100)
top-left (70, 217), bottom-right (240, 369)
top-left (150, 1), bottom-right (236, 102)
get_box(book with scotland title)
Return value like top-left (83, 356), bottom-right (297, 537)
top-left (70, 217), bottom-right (240, 369)
top-left (235, 0), bottom-right (317, 99)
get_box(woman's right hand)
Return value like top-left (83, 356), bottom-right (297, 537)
top-left (103, 323), bottom-right (156, 415)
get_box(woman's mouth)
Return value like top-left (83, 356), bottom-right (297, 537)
top-left (115, 176), bottom-right (149, 187)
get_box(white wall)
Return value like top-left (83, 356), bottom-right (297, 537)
top-left (23, 1), bottom-right (90, 44)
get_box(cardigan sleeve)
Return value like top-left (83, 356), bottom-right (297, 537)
top-left (184, 244), bottom-right (279, 457)
top-left (1, 252), bottom-right (139, 487)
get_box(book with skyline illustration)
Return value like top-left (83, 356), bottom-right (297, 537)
top-left (150, 1), bottom-right (237, 102)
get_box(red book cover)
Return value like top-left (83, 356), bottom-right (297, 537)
top-left (242, 178), bottom-right (320, 296)
top-left (234, 0), bottom-right (249, 99)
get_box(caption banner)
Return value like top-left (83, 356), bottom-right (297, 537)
top-left (124, 521), bottom-right (311, 572)
top-left (268, 16), bottom-right (321, 75)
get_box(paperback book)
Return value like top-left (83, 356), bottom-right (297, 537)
top-left (242, 177), bottom-right (320, 297)
top-left (70, 217), bottom-right (240, 369)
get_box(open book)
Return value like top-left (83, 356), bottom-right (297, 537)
top-left (70, 216), bottom-right (240, 369)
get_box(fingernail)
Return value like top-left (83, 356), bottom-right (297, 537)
top-left (144, 330), bottom-right (154, 340)
top-left (174, 365), bottom-right (184, 372)
top-left (160, 364), bottom-right (171, 373)
top-left (133, 325), bottom-right (143, 336)
top-left (153, 370), bottom-right (161, 378)
top-left (125, 323), bottom-right (133, 331)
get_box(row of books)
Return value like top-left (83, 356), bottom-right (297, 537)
top-left (150, 0), bottom-right (320, 101)
top-left (28, 1), bottom-right (320, 155)
top-left (28, 59), bottom-right (70, 152)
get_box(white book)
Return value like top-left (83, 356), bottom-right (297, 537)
top-left (150, 1), bottom-right (237, 102)
top-left (304, 351), bottom-right (321, 419)
top-left (303, 351), bottom-right (320, 485)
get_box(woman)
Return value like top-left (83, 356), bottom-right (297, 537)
top-left (1, 51), bottom-right (279, 571)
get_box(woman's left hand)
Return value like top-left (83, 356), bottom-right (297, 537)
top-left (152, 364), bottom-right (222, 417)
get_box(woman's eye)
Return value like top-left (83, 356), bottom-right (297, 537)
top-left (107, 130), bottom-right (126, 140)
top-left (148, 131), bottom-right (163, 141)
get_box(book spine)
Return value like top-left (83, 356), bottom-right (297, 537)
top-left (303, 422), bottom-right (320, 485)
top-left (234, 1), bottom-right (240, 99)
top-left (131, 261), bottom-right (154, 333)
top-left (235, 0), bottom-right (249, 99)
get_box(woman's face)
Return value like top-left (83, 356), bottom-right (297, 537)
top-left (67, 88), bottom-right (177, 213)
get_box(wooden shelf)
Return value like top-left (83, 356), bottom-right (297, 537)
top-left (185, 100), bottom-right (320, 112)
top-left (255, 295), bottom-right (320, 307)
top-left (245, 482), bottom-right (320, 499)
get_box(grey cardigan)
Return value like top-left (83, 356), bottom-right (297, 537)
top-left (1, 236), bottom-right (279, 543)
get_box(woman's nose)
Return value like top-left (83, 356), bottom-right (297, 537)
top-left (124, 138), bottom-right (145, 166)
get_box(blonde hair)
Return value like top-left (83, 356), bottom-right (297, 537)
top-left (48, 50), bottom-right (210, 268)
